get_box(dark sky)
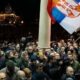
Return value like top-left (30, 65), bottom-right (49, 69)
top-left (0, 0), bottom-right (40, 22)
top-left (0, 0), bottom-right (41, 41)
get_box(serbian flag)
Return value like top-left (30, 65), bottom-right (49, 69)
top-left (47, 0), bottom-right (80, 34)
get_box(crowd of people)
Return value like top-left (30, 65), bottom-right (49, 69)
top-left (0, 37), bottom-right (80, 80)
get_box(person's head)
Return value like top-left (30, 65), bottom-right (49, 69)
top-left (67, 42), bottom-right (72, 47)
top-left (27, 46), bottom-right (33, 53)
top-left (0, 72), bottom-right (6, 80)
top-left (16, 43), bottom-right (20, 51)
top-left (17, 70), bottom-right (26, 80)
top-left (6, 60), bottom-right (15, 75)
top-left (32, 43), bottom-right (37, 51)
top-left (36, 63), bottom-right (43, 73)
top-left (55, 53), bottom-right (60, 60)
top-left (50, 52), bottom-right (58, 63)
top-left (58, 42), bottom-right (62, 48)
top-left (0, 50), bottom-right (4, 57)
top-left (8, 50), bottom-right (14, 59)
top-left (61, 47), bottom-right (65, 52)
top-left (23, 68), bottom-right (32, 79)
top-left (73, 42), bottom-right (78, 48)
top-left (21, 51), bottom-right (29, 61)
top-left (69, 46), bottom-right (74, 51)
top-left (67, 50), bottom-right (72, 55)
top-left (66, 66), bottom-right (74, 76)
top-left (67, 54), bottom-right (73, 61)
top-left (14, 52), bottom-right (19, 59)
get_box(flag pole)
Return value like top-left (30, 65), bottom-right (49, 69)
top-left (38, 0), bottom-right (51, 49)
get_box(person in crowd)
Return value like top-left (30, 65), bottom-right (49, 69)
top-left (32, 63), bottom-right (50, 80)
top-left (13, 51), bottom-right (21, 67)
top-left (29, 57), bottom-right (37, 74)
top-left (61, 66), bottom-right (76, 80)
top-left (16, 70), bottom-right (26, 80)
top-left (15, 43), bottom-right (20, 53)
top-left (20, 51), bottom-right (29, 70)
top-left (0, 60), bottom-right (19, 80)
top-left (46, 52), bottom-right (62, 80)
top-left (27, 46), bottom-right (37, 61)
top-left (0, 72), bottom-right (6, 80)
top-left (23, 68), bottom-right (32, 80)
top-left (5, 50), bottom-right (15, 62)
top-left (67, 52), bottom-right (80, 73)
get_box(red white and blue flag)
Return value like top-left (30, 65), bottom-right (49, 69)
top-left (47, 0), bottom-right (80, 34)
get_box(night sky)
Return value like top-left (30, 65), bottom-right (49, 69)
top-left (0, 0), bottom-right (41, 41)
